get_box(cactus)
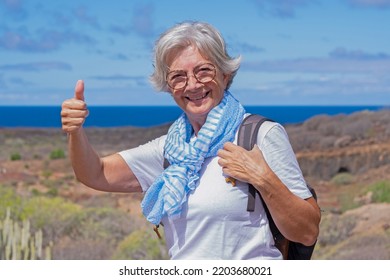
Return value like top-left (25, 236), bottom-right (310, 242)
top-left (0, 208), bottom-right (52, 260)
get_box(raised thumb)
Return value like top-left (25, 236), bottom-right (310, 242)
top-left (74, 80), bottom-right (85, 101)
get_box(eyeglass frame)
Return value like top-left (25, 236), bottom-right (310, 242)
top-left (166, 63), bottom-right (217, 90)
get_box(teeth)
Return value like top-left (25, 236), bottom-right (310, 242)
top-left (187, 92), bottom-right (208, 101)
top-left (192, 95), bottom-right (205, 100)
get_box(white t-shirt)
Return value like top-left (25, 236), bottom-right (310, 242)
top-left (119, 119), bottom-right (312, 260)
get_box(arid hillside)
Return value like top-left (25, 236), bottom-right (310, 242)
top-left (1, 109), bottom-right (389, 259)
top-left (287, 109), bottom-right (390, 259)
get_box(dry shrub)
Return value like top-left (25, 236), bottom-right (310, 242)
top-left (287, 109), bottom-right (390, 151)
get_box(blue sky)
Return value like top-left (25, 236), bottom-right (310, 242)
top-left (0, 0), bottom-right (389, 106)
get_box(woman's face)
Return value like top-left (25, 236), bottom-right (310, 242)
top-left (167, 45), bottom-right (230, 128)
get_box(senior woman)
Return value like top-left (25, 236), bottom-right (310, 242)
top-left (61, 21), bottom-right (320, 260)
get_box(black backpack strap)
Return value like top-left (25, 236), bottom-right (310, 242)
top-left (237, 114), bottom-right (272, 212)
top-left (238, 114), bottom-right (288, 257)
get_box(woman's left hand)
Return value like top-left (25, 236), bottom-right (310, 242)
top-left (217, 142), bottom-right (271, 185)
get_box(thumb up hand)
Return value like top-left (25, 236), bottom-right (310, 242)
top-left (61, 80), bottom-right (89, 133)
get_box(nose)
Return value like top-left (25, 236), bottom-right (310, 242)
top-left (186, 74), bottom-right (201, 90)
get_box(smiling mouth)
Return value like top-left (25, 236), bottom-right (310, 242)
top-left (185, 91), bottom-right (210, 101)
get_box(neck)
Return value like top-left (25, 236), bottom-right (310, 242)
top-left (188, 116), bottom-right (207, 136)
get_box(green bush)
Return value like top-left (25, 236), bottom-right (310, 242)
top-left (331, 172), bottom-right (354, 186)
top-left (10, 152), bottom-right (21, 161)
top-left (0, 185), bottom-right (22, 218)
top-left (46, 187), bottom-right (58, 197)
top-left (41, 170), bottom-right (52, 179)
top-left (367, 181), bottom-right (390, 203)
top-left (20, 197), bottom-right (83, 243)
top-left (338, 180), bottom-right (390, 213)
top-left (49, 149), bottom-right (65, 160)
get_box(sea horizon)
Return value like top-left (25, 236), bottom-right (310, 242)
top-left (0, 105), bottom-right (388, 128)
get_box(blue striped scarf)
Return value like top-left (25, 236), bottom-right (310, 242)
top-left (141, 91), bottom-right (246, 225)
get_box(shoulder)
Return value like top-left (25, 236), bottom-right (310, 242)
top-left (118, 134), bottom-right (167, 162)
top-left (242, 113), bottom-right (288, 149)
top-left (118, 134), bottom-right (167, 193)
top-left (258, 121), bottom-right (284, 145)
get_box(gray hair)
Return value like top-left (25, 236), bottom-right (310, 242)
top-left (150, 21), bottom-right (241, 92)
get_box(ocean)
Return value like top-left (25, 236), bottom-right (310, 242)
top-left (0, 105), bottom-right (386, 128)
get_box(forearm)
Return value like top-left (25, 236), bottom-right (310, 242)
top-left (68, 128), bottom-right (106, 188)
top-left (251, 170), bottom-right (320, 246)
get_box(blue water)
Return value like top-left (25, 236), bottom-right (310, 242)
top-left (0, 105), bottom-right (386, 128)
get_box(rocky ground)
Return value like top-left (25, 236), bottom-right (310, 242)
top-left (1, 109), bottom-right (389, 259)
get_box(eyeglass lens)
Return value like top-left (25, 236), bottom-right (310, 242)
top-left (167, 63), bottom-right (216, 90)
